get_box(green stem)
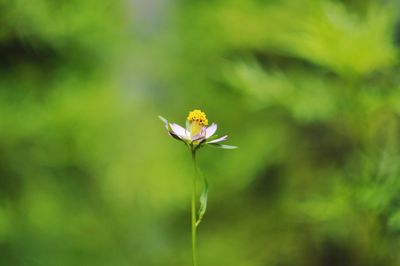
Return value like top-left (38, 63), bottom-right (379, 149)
top-left (191, 150), bottom-right (198, 266)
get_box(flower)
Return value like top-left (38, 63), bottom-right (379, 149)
top-left (159, 109), bottom-right (237, 150)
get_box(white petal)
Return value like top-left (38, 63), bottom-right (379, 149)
top-left (158, 115), bottom-right (169, 130)
top-left (158, 115), bottom-right (167, 124)
top-left (185, 121), bottom-right (191, 137)
top-left (192, 134), bottom-right (205, 141)
top-left (191, 127), bottom-right (206, 141)
top-left (186, 120), bottom-right (190, 131)
top-left (210, 144), bottom-right (238, 149)
top-left (170, 123), bottom-right (189, 139)
top-left (205, 123), bottom-right (217, 138)
top-left (168, 131), bottom-right (182, 140)
top-left (207, 135), bottom-right (228, 144)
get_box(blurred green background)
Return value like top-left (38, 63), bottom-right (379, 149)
top-left (1, 0), bottom-right (400, 265)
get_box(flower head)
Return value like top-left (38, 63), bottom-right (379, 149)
top-left (159, 109), bottom-right (237, 150)
top-left (187, 109), bottom-right (208, 137)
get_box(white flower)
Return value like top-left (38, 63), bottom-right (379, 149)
top-left (159, 109), bottom-right (237, 150)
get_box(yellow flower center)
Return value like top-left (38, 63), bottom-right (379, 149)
top-left (187, 109), bottom-right (209, 126)
top-left (187, 109), bottom-right (208, 137)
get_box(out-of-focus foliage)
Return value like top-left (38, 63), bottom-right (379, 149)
top-left (1, 0), bottom-right (400, 265)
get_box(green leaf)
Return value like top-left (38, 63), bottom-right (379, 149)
top-left (196, 167), bottom-right (208, 227)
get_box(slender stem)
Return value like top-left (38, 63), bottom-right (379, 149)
top-left (191, 150), bottom-right (198, 266)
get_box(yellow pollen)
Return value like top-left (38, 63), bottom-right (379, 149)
top-left (187, 109), bottom-right (209, 126)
